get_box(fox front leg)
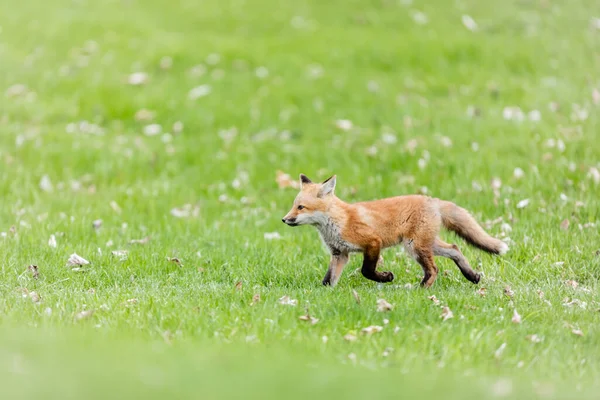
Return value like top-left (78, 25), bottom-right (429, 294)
top-left (322, 250), bottom-right (349, 287)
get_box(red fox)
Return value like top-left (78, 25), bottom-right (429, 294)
top-left (282, 174), bottom-right (508, 288)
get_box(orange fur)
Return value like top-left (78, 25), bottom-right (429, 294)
top-left (282, 174), bottom-right (508, 288)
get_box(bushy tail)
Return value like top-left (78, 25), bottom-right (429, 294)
top-left (438, 200), bottom-right (508, 255)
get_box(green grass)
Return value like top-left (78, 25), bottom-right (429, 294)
top-left (1, 0), bottom-right (600, 398)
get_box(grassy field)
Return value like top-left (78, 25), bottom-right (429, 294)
top-left (1, 0), bottom-right (600, 398)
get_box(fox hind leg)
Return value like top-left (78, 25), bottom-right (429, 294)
top-left (433, 238), bottom-right (480, 284)
top-left (404, 239), bottom-right (438, 288)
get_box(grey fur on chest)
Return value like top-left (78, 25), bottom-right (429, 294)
top-left (316, 220), bottom-right (361, 254)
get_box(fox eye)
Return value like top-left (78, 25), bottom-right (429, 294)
top-left (297, 205), bottom-right (305, 210)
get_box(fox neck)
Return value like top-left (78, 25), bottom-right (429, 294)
top-left (311, 196), bottom-right (348, 227)
top-left (313, 197), bottom-right (359, 253)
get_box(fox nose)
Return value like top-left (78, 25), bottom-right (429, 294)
top-left (281, 218), bottom-right (286, 223)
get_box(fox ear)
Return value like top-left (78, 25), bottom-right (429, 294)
top-left (318, 175), bottom-right (336, 197)
top-left (299, 174), bottom-right (312, 188)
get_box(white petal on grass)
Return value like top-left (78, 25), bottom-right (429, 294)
top-left (411, 11), bottom-right (428, 25)
top-left (143, 124), bottom-right (162, 136)
top-left (526, 334), bottom-right (542, 343)
top-left (335, 119), bottom-right (353, 131)
top-left (494, 343), bottom-right (507, 359)
top-left (67, 253), bottom-right (89, 267)
top-left (381, 133), bottom-right (397, 144)
top-left (528, 110), bottom-right (541, 122)
top-left (461, 15), bottom-right (478, 31)
top-left (5, 84), bottom-right (28, 97)
top-left (111, 250), bottom-right (129, 260)
top-left (127, 72), bottom-right (148, 85)
top-left (513, 168), bottom-right (524, 179)
top-left (110, 201), bottom-right (121, 214)
top-left (160, 56), bottom-right (173, 70)
top-left (490, 177), bottom-right (502, 190)
top-left (587, 167), bottom-right (600, 184)
top-left (278, 296), bottom-right (297, 306)
top-left (264, 232), bottom-right (281, 240)
top-left (572, 329), bottom-right (584, 337)
top-left (516, 199), bottom-right (530, 209)
top-left (255, 67), bottom-right (269, 79)
top-left (48, 234), bottom-right (57, 248)
top-left (39, 175), bottom-right (53, 192)
top-left (491, 378), bottom-right (513, 397)
top-left (76, 310), bottom-right (94, 320)
top-left (173, 121), bottom-right (184, 134)
top-left (188, 85), bottom-right (212, 100)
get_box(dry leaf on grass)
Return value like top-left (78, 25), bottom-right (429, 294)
top-left (526, 334), bottom-right (542, 343)
top-left (512, 309), bottom-right (522, 324)
top-left (167, 257), bottom-right (182, 265)
top-left (67, 253), bottom-right (89, 267)
top-left (28, 291), bottom-right (41, 303)
top-left (361, 325), bottom-right (383, 335)
top-left (298, 313), bottom-right (319, 325)
top-left (251, 293), bottom-right (260, 306)
top-left (278, 296), bottom-right (297, 306)
top-left (343, 333), bottom-right (357, 342)
top-left (135, 109), bottom-right (155, 121)
top-left (352, 290), bottom-right (361, 304)
top-left (75, 310), bottom-right (94, 320)
top-left (129, 236), bottom-right (151, 245)
top-left (27, 265), bottom-right (39, 279)
top-left (376, 298), bottom-right (393, 312)
top-left (276, 170), bottom-right (300, 189)
top-left (504, 286), bottom-right (514, 297)
top-left (428, 295), bottom-right (440, 305)
top-left (565, 280), bottom-right (579, 289)
top-left (477, 287), bottom-right (487, 297)
top-left (170, 204), bottom-right (200, 218)
top-left (441, 306), bottom-right (454, 321)
top-left (235, 281), bottom-right (243, 291)
top-left (560, 219), bottom-right (570, 230)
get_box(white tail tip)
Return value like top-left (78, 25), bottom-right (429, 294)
top-left (498, 242), bottom-right (509, 255)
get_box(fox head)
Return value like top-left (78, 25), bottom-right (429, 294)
top-left (281, 173), bottom-right (337, 227)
